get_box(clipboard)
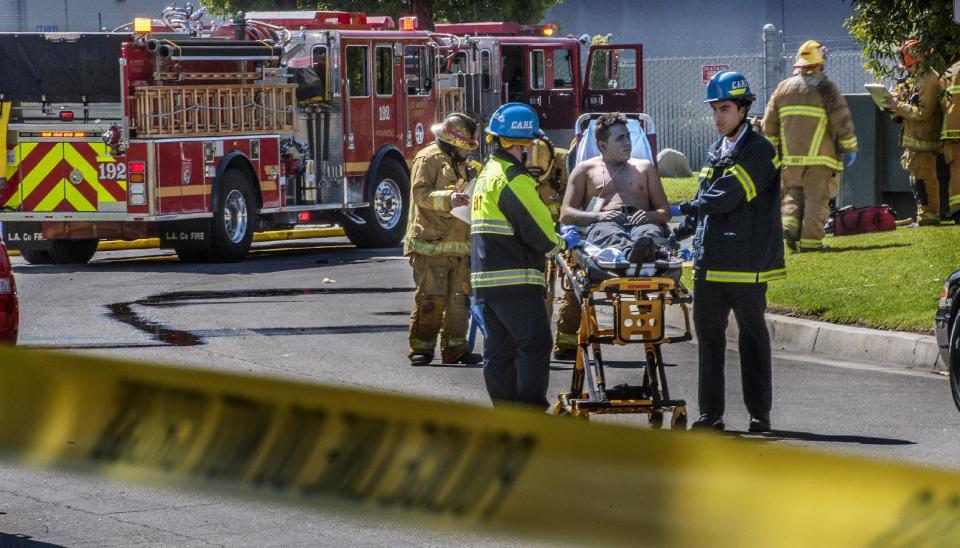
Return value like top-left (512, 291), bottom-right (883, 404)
top-left (864, 83), bottom-right (892, 111)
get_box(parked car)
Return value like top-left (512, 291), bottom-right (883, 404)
top-left (0, 239), bottom-right (18, 344)
top-left (935, 268), bottom-right (960, 411)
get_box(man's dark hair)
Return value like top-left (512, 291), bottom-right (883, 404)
top-left (594, 112), bottom-right (629, 143)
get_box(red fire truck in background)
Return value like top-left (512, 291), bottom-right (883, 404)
top-left (0, 7), bottom-right (645, 264)
top-left (432, 21), bottom-right (644, 148)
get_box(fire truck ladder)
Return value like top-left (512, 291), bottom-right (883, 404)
top-left (132, 84), bottom-right (297, 137)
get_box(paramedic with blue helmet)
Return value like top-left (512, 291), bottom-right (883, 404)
top-left (672, 71), bottom-right (785, 432)
top-left (470, 102), bottom-right (580, 408)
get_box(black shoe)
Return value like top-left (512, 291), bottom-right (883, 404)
top-left (627, 236), bottom-right (655, 263)
top-left (748, 415), bottom-right (771, 433)
top-left (953, 212), bottom-right (960, 225)
top-left (553, 347), bottom-right (577, 361)
top-left (452, 352), bottom-right (482, 365)
top-left (410, 354), bottom-right (432, 367)
top-left (690, 414), bottom-right (724, 431)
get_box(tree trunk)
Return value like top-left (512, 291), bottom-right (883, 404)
top-left (409, 0), bottom-right (434, 31)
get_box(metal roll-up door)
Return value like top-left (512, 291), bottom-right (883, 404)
top-left (0, 0), bottom-right (21, 31)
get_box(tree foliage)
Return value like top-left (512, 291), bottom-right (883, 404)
top-left (846, 0), bottom-right (960, 79)
top-left (200, 0), bottom-right (562, 26)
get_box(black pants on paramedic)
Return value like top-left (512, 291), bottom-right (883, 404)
top-left (481, 293), bottom-right (552, 409)
top-left (693, 278), bottom-right (772, 420)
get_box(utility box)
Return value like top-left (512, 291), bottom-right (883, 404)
top-left (837, 94), bottom-right (915, 218)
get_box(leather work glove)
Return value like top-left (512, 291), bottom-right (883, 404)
top-left (843, 152), bottom-right (857, 167)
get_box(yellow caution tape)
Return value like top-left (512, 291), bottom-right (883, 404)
top-left (0, 345), bottom-right (958, 546)
top-left (8, 227), bottom-right (345, 257)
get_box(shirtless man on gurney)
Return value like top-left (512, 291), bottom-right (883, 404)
top-left (559, 112), bottom-right (672, 263)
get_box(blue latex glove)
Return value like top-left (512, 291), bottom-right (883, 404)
top-left (843, 151), bottom-right (857, 167)
top-left (677, 248), bottom-right (693, 261)
top-left (561, 228), bottom-right (581, 249)
top-left (559, 224), bottom-right (578, 235)
top-left (669, 204), bottom-right (682, 216)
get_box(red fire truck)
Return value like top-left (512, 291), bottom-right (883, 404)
top-left (0, 9), bottom-right (645, 265)
top-left (431, 22), bottom-right (645, 148)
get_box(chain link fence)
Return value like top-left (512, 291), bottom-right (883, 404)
top-left (644, 40), bottom-right (878, 170)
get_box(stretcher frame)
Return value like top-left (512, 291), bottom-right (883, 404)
top-left (552, 250), bottom-right (693, 429)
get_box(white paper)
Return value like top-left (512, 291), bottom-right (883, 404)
top-left (449, 179), bottom-right (474, 225)
top-left (864, 83), bottom-right (892, 111)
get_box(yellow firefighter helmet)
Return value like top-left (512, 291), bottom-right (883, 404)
top-left (794, 39), bottom-right (826, 68)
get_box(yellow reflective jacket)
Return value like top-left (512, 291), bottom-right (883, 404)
top-left (891, 69), bottom-right (942, 151)
top-left (762, 70), bottom-right (858, 171)
top-left (403, 143), bottom-right (471, 257)
top-left (470, 149), bottom-right (565, 300)
top-left (941, 59), bottom-right (960, 141)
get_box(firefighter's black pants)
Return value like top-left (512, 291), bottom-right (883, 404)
top-left (693, 279), bottom-right (772, 420)
top-left (481, 293), bottom-right (552, 409)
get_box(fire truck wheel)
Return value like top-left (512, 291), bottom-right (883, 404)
top-left (46, 239), bottom-right (99, 264)
top-left (342, 158), bottom-right (409, 248)
top-left (208, 169), bottom-right (256, 262)
top-left (19, 249), bottom-right (54, 265)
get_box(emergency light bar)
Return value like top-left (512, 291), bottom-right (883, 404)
top-left (399, 16), bottom-right (418, 31)
top-left (133, 18), bottom-right (152, 33)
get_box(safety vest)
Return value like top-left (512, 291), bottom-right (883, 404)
top-left (470, 150), bottom-right (564, 300)
top-left (762, 71), bottom-right (858, 171)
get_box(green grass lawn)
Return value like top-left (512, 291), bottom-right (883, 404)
top-left (662, 176), bottom-right (698, 203)
top-left (680, 223), bottom-right (959, 334)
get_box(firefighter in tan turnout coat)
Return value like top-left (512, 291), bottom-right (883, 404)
top-left (884, 39), bottom-right (943, 226)
top-left (763, 40), bottom-right (858, 252)
top-left (405, 113), bottom-right (482, 366)
top-left (939, 53), bottom-right (960, 223)
top-left (526, 138), bottom-right (581, 360)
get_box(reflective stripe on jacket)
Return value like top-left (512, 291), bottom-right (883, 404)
top-left (891, 70), bottom-right (942, 151)
top-left (941, 60), bottom-right (960, 140)
top-left (403, 143), bottom-right (471, 257)
top-left (470, 149), bottom-right (564, 300)
top-left (674, 125), bottom-right (786, 283)
top-left (762, 70), bottom-right (858, 171)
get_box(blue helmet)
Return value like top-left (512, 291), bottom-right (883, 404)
top-left (704, 70), bottom-right (756, 104)
top-left (486, 102), bottom-right (540, 140)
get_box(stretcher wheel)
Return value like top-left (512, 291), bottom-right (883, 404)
top-left (649, 410), bottom-right (664, 429)
top-left (671, 407), bottom-right (688, 430)
top-left (550, 400), bottom-right (567, 416)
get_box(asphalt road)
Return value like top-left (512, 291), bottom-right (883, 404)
top-left (2, 237), bottom-right (958, 546)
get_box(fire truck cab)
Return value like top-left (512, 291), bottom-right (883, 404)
top-left (432, 21), bottom-right (645, 147)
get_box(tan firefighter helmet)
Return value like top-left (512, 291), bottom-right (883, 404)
top-left (431, 112), bottom-right (479, 150)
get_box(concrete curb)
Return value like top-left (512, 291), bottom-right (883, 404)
top-left (8, 227), bottom-right (345, 256)
top-left (664, 304), bottom-right (944, 372)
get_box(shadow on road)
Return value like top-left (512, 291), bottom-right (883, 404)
top-left (745, 429), bottom-right (916, 445)
top-left (0, 533), bottom-right (65, 547)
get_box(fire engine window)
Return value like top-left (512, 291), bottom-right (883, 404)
top-left (480, 50), bottom-right (492, 91)
top-left (346, 45), bottom-right (369, 97)
top-left (375, 46), bottom-right (393, 96)
top-left (445, 51), bottom-right (467, 74)
top-left (404, 45), bottom-right (432, 96)
top-left (552, 49), bottom-right (574, 89)
top-left (530, 50), bottom-right (545, 90)
top-left (588, 48), bottom-right (637, 90)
